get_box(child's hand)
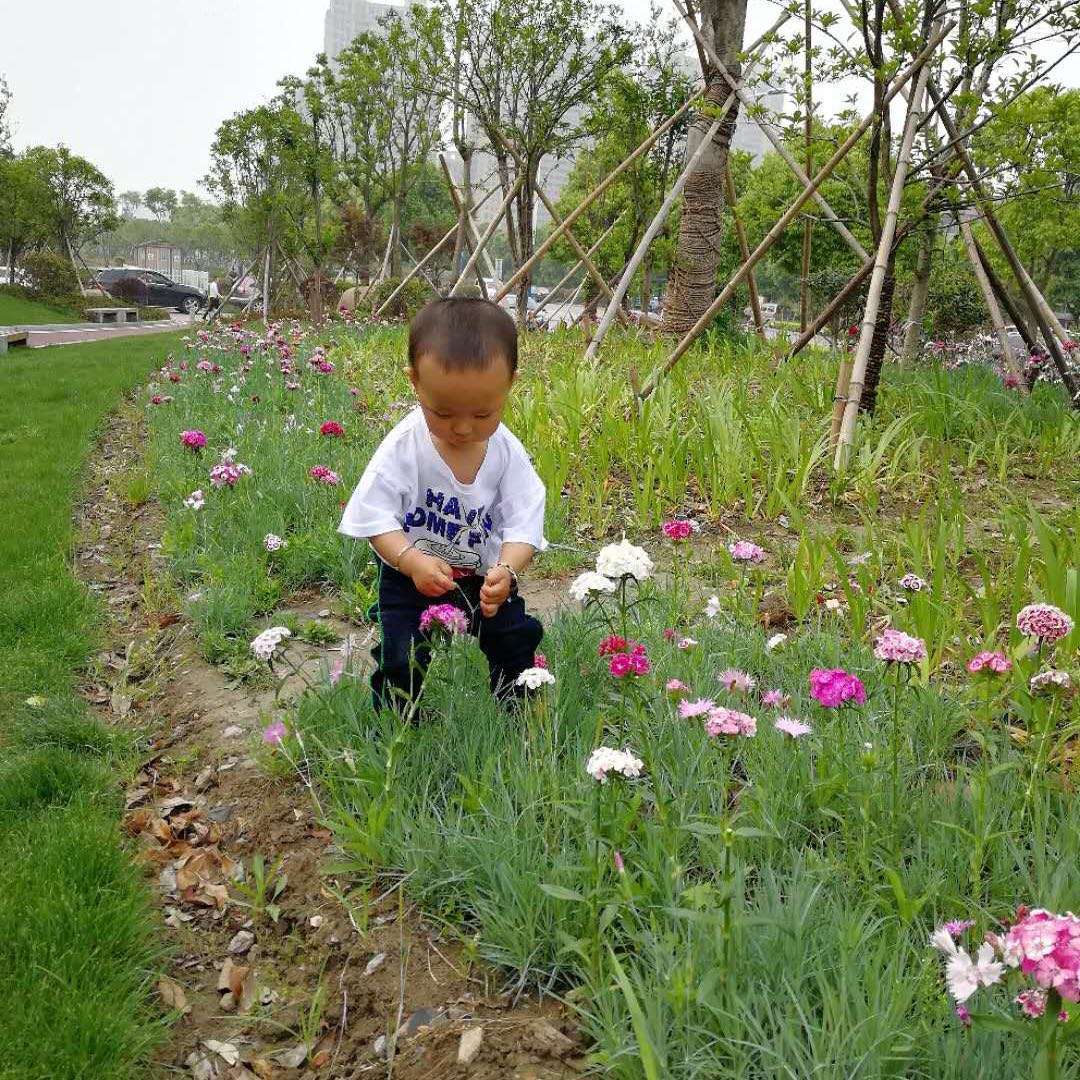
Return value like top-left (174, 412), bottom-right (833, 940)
top-left (479, 565), bottom-right (512, 617)
top-left (406, 551), bottom-right (455, 597)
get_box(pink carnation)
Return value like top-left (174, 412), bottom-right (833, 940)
top-left (761, 689), bottom-right (791, 708)
top-left (809, 668), bottom-right (866, 708)
top-left (662, 520), bottom-right (693, 541)
top-left (309, 465), bottom-right (341, 486)
top-left (1002, 909), bottom-right (1080, 1002)
top-left (719, 668), bottom-right (755, 694)
top-left (609, 649), bottom-right (650, 677)
top-left (728, 539), bottom-right (766, 564)
top-left (181, 429), bottom-right (207, 452)
top-left (967, 650), bottom-right (1011, 676)
top-left (1016, 989), bottom-right (1047, 1018)
top-left (873, 627), bottom-right (927, 664)
top-left (320, 420), bottom-right (345, 438)
top-left (678, 697), bottom-right (715, 718)
top-left (666, 679), bottom-right (690, 696)
top-left (209, 462), bottom-right (252, 488)
top-left (774, 715), bottom-right (812, 738)
top-left (196, 359), bottom-right (214, 372)
top-left (705, 707), bottom-right (757, 738)
top-left (1016, 603), bottom-right (1073, 642)
top-left (533, 653), bottom-right (548, 669)
top-left (419, 603), bottom-right (469, 635)
top-left (262, 720), bottom-right (287, 745)
top-left (598, 634), bottom-right (628, 657)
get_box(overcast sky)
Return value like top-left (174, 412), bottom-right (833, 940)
top-left (4, 0), bottom-right (1078, 197)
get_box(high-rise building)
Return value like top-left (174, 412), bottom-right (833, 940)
top-left (324, 0), bottom-right (408, 59)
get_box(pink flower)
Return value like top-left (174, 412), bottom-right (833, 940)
top-left (1016, 989), bottom-right (1047, 1018)
top-left (534, 653), bottom-right (548, 670)
top-left (320, 420), bottom-right (345, 438)
top-left (899, 573), bottom-right (928, 592)
top-left (679, 697), bottom-right (715, 718)
top-left (628, 651), bottom-right (651, 675)
top-left (662, 520), bottom-right (693, 542)
top-left (728, 539), bottom-right (766, 564)
top-left (419, 603), bottom-right (469, 635)
top-left (329, 657), bottom-right (345, 686)
top-left (209, 462), bottom-right (252, 488)
top-left (677, 637), bottom-right (697, 651)
top-left (873, 628), bottom-right (927, 664)
top-left (955, 1004), bottom-right (972, 1028)
top-left (181, 429), bottom-right (207, 452)
top-left (349, 386), bottom-right (360, 396)
top-left (1003, 371), bottom-right (1022, 389)
top-left (774, 715), bottom-right (812, 738)
top-left (150, 394), bottom-right (168, 405)
top-left (613, 850), bottom-right (625, 874)
top-left (262, 720), bottom-right (287, 745)
top-left (610, 649), bottom-right (650, 677)
top-left (196, 359), bottom-right (214, 372)
top-left (705, 707), bottom-right (756, 738)
top-left (967, 650), bottom-right (1011, 676)
top-left (761, 689), bottom-right (790, 709)
top-left (944, 920), bottom-right (976, 937)
top-left (315, 360), bottom-right (335, 374)
top-left (809, 668), bottom-right (867, 708)
top-left (598, 635), bottom-right (628, 657)
top-left (309, 465), bottom-right (341, 486)
top-left (663, 628), bottom-right (676, 641)
top-left (666, 679), bottom-right (690, 696)
top-left (1016, 603), bottom-right (1073, 643)
top-left (718, 668), bottom-right (755, 694)
top-left (285, 380), bottom-right (300, 391)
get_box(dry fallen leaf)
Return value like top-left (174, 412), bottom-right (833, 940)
top-left (204, 1039), bottom-right (240, 1066)
top-left (157, 976), bottom-right (190, 1014)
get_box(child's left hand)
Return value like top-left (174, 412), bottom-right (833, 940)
top-left (479, 565), bottom-right (512, 617)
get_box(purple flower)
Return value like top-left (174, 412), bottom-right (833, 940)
top-left (809, 668), bottom-right (866, 708)
top-left (873, 628), bottom-right (927, 664)
top-left (728, 539), bottom-right (766, 564)
top-left (262, 720), bottom-right (287, 745)
top-left (1016, 603), bottom-right (1073, 643)
top-left (419, 603), bottom-right (469, 635)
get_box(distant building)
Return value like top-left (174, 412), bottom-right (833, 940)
top-left (324, 0), bottom-right (408, 58)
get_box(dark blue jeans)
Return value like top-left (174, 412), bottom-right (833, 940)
top-left (370, 565), bottom-right (544, 711)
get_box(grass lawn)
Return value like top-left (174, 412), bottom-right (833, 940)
top-left (0, 332), bottom-right (184, 1079)
top-left (0, 291), bottom-right (84, 326)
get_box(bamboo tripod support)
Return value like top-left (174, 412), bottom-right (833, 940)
top-left (724, 162), bottom-right (766, 340)
top-left (530, 213), bottom-right (624, 322)
top-left (449, 174), bottom-right (526, 297)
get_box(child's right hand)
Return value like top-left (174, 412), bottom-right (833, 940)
top-left (405, 551), bottom-right (455, 597)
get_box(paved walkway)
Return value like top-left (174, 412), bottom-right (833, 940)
top-left (0, 312), bottom-right (193, 348)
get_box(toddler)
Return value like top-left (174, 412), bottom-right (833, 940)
top-left (339, 298), bottom-right (545, 709)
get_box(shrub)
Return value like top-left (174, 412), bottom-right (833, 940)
top-left (926, 265), bottom-right (986, 338)
top-left (367, 275), bottom-right (436, 319)
top-left (21, 252), bottom-right (79, 299)
top-left (107, 276), bottom-right (151, 306)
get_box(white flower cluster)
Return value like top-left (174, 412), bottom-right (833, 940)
top-left (516, 667), bottom-right (556, 690)
top-left (705, 595), bottom-right (722, 619)
top-left (250, 626), bottom-right (292, 661)
top-left (1030, 669), bottom-right (1072, 693)
top-left (568, 571), bottom-right (617, 602)
top-left (264, 533), bottom-right (286, 552)
top-left (184, 490), bottom-right (205, 511)
top-left (595, 540), bottom-right (654, 581)
top-left (585, 746), bottom-right (644, 783)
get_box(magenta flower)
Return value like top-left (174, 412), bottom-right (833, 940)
top-left (728, 539), bottom-right (766, 564)
top-left (609, 653), bottom-right (632, 677)
top-left (315, 360), bottom-right (335, 374)
top-left (705, 707), bottom-right (756, 738)
top-left (419, 603), bottom-right (469, 635)
top-left (678, 697), bottom-right (715, 719)
top-left (944, 920), bottom-right (975, 937)
top-left (609, 649), bottom-right (650, 677)
top-left (967, 650), bottom-right (1011, 676)
top-left (873, 628), bottom-right (927, 665)
top-left (761, 689), bottom-right (791, 709)
top-left (320, 420), bottom-right (345, 438)
top-left (954, 1004), bottom-right (972, 1028)
top-left (262, 720), bottom-right (287, 745)
top-left (1003, 371), bottom-right (1022, 390)
top-left (718, 668), bottom-right (755, 694)
top-left (1002, 909), bottom-right (1080, 1003)
top-left (1016, 603), bottom-right (1073, 643)
top-left (180, 429), bottom-right (207, 452)
top-left (534, 653), bottom-right (548, 670)
top-left (662, 519), bottom-right (693, 542)
top-left (809, 668), bottom-right (867, 708)
top-left (309, 465), bottom-right (341, 486)
top-left (598, 634), bottom-right (628, 657)
top-left (774, 715), bottom-right (812, 738)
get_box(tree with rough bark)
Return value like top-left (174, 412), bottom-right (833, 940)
top-left (0, 153), bottom-right (50, 274)
top-left (660, 0), bottom-right (748, 336)
top-left (449, 0), bottom-right (629, 321)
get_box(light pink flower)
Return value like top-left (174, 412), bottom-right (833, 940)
top-left (967, 650), bottom-right (1011, 675)
top-left (678, 697), bottom-right (715, 718)
top-left (874, 628), bottom-right (927, 664)
top-left (718, 668), bottom-right (755, 694)
top-left (774, 715), bottom-right (812, 738)
top-left (899, 573), bottom-right (928, 592)
top-left (809, 668), bottom-right (866, 708)
top-left (262, 720), bottom-right (287, 745)
top-left (1016, 603), bottom-right (1073, 642)
top-left (943, 920), bottom-right (975, 937)
top-left (209, 462), bottom-right (252, 488)
top-left (666, 679), bottom-right (690, 696)
top-left (613, 850), bottom-right (625, 874)
top-left (728, 539), bottom-right (766, 564)
top-left (1016, 989), bottom-right (1047, 1018)
top-left (309, 465), bottom-right (341, 486)
top-left (419, 603), bottom-right (469, 635)
top-left (705, 707), bottom-right (756, 737)
top-left (761, 689), bottom-right (790, 709)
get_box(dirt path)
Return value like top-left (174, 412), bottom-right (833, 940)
top-left (75, 400), bottom-right (584, 1079)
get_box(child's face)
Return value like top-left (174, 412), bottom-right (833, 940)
top-left (408, 353), bottom-right (514, 448)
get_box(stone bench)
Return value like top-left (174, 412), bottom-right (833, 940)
top-left (85, 307), bottom-right (139, 325)
top-left (0, 329), bottom-right (29, 354)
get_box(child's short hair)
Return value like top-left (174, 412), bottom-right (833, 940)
top-left (408, 298), bottom-right (518, 374)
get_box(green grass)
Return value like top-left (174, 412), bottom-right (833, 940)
top-left (0, 332), bottom-right (184, 1079)
top-left (0, 291), bottom-right (83, 325)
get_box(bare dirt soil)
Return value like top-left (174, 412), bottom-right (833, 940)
top-left (74, 400), bottom-right (585, 1080)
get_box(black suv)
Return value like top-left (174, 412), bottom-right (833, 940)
top-left (95, 267), bottom-right (206, 314)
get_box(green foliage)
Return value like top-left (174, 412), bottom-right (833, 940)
top-left (20, 250), bottom-right (78, 299)
top-left (926, 258), bottom-right (987, 338)
top-left (367, 275), bottom-right (435, 318)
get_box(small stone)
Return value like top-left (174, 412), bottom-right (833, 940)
top-left (194, 766), bottom-right (214, 792)
top-left (318, 608), bottom-right (331, 618)
top-left (186, 1053), bottom-right (215, 1080)
top-left (222, 725), bottom-right (243, 738)
top-left (273, 1044), bottom-right (308, 1069)
top-left (397, 1006), bottom-right (445, 1038)
top-left (207, 804), bottom-right (234, 823)
top-left (229, 930), bottom-right (255, 955)
top-left (309, 915), bottom-right (324, 929)
top-left (260, 987), bottom-right (277, 1006)
top-left (372, 1035), bottom-right (387, 1059)
top-left (363, 952), bottom-right (386, 977)
top-left (219, 991), bottom-right (236, 1012)
top-left (457, 1026), bottom-right (484, 1064)
top-left (292, 808), bottom-right (302, 821)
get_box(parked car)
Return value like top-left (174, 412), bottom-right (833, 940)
top-left (94, 267), bottom-right (206, 314)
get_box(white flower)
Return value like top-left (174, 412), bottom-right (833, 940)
top-left (824, 598), bottom-right (842, 611)
top-left (585, 746), bottom-right (644, 783)
top-left (677, 637), bottom-right (698, 650)
top-left (568, 571), bottom-right (616, 602)
top-left (250, 626), bottom-right (292, 661)
top-left (595, 540), bottom-right (653, 581)
top-left (184, 489), bottom-right (205, 511)
top-left (931, 927), bottom-right (959, 955)
top-left (705, 595), bottom-right (723, 619)
top-left (766, 633), bottom-right (788, 652)
top-left (1030, 669), bottom-right (1071, 693)
top-left (945, 943), bottom-right (1004, 1003)
top-left (516, 667), bottom-right (556, 690)
top-left (264, 533), bottom-right (286, 552)
top-left (221, 446), bottom-right (238, 464)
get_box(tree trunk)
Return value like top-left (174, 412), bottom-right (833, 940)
top-left (900, 221), bottom-right (934, 363)
top-left (859, 267), bottom-right (895, 415)
top-left (390, 195), bottom-right (403, 278)
top-left (641, 259), bottom-right (652, 312)
top-left (452, 149), bottom-right (473, 278)
top-left (660, 0), bottom-right (748, 336)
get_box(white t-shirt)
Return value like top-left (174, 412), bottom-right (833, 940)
top-left (338, 406), bottom-right (547, 575)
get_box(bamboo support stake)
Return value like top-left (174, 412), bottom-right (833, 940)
top-left (374, 225), bottom-right (456, 315)
top-left (672, 0), bottom-right (869, 263)
top-left (799, 0), bottom-right (814, 332)
top-left (724, 160), bottom-right (766, 338)
top-left (973, 238), bottom-right (1037, 353)
top-left (531, 213), bottom-right (623, 320)
top-left (449, 175), bottom-right (526, 297)
top-left (637, 23), bottom-right (951, 402)
top-left (833, 59), bottom-right (932, 470)
top-left (585, 102), bottom-right (737, 362)
top-left (438, 153), bottom-right (493, 296)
